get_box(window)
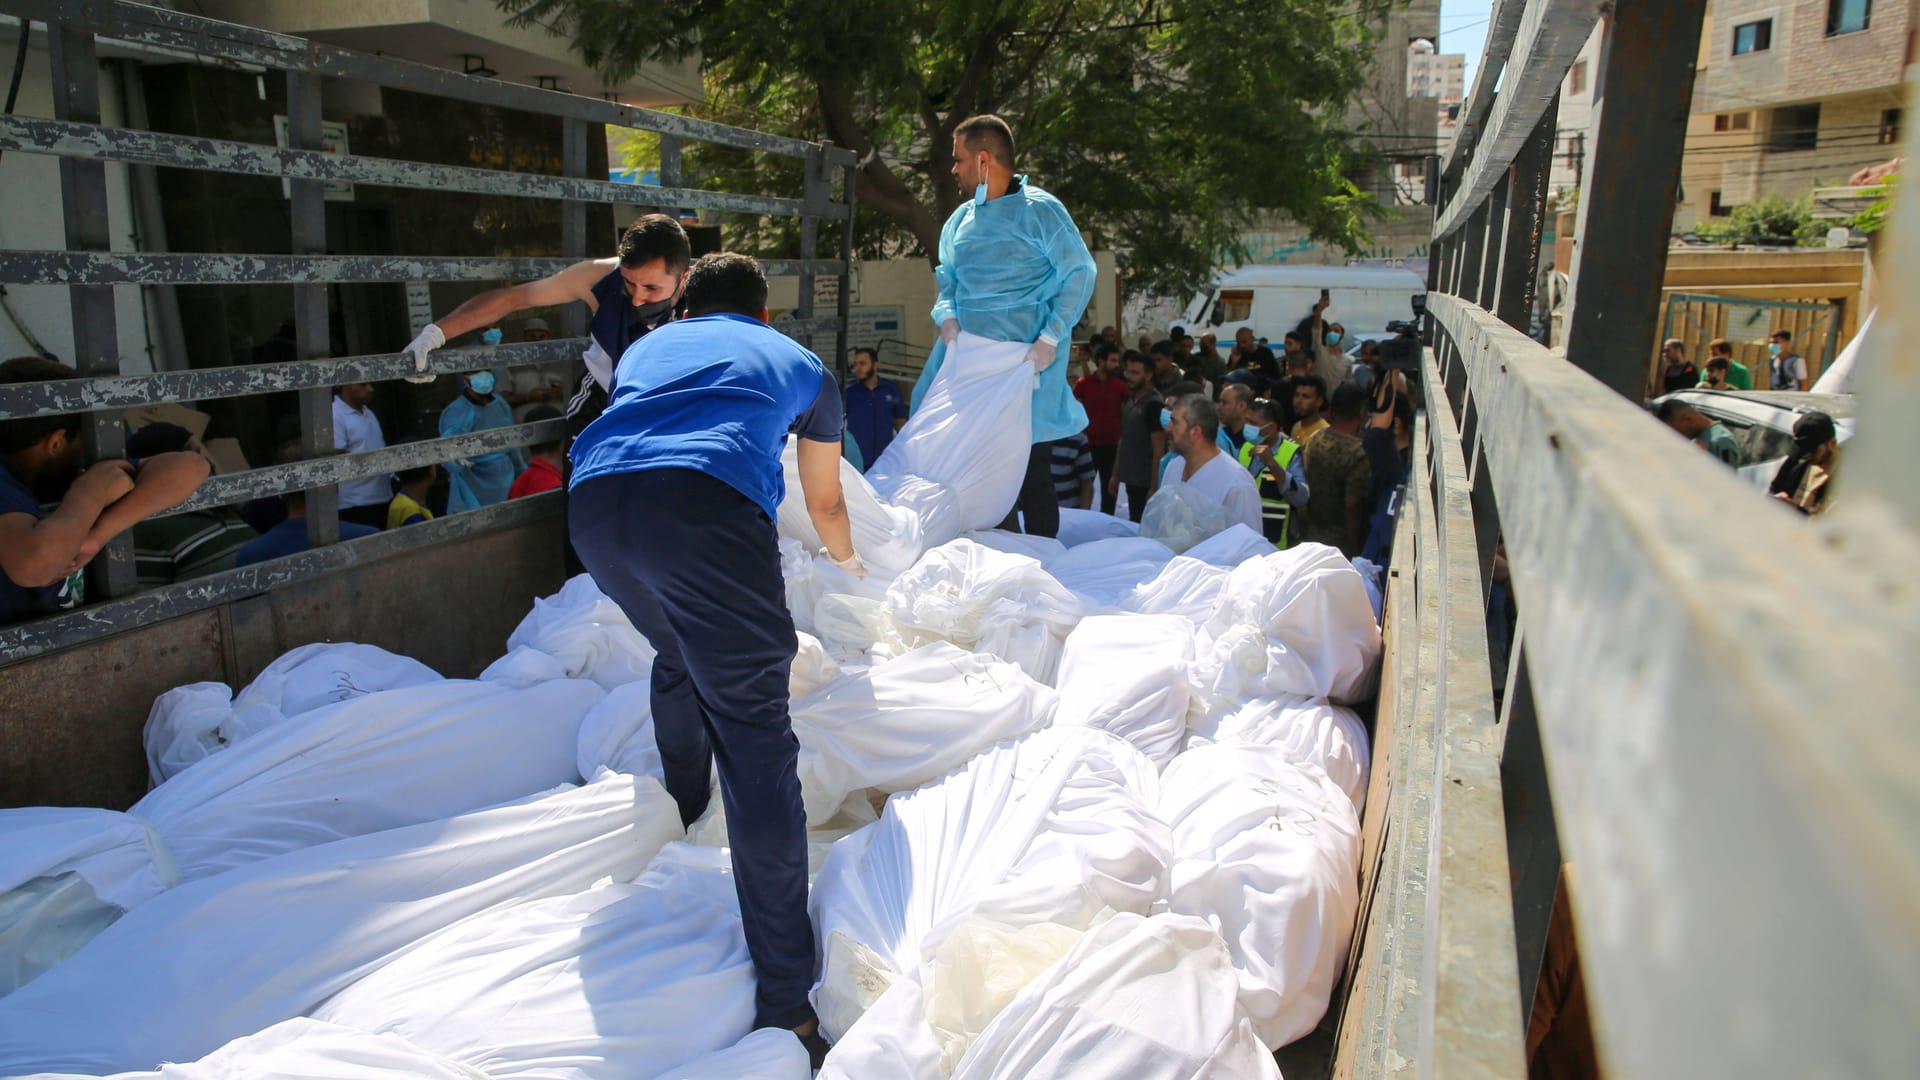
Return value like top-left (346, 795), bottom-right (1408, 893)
top-left (1212, 290), bottom-right (1254, 326)
top-left (1827, 0), bottom-right (1871, 36)
top-left (1709, 191), bottom-right (1732, 217)
top-left (1880, 108), bottom-right (1902, 145)
top-left (1569, 60), bottom-right (1587, 96)
top-left (1733, 19), bottom-right (1773, 55)
top-left (1713, 112), bottom-right (1752, 132)
top-left (1768, 104), bottom-right (1822, 152)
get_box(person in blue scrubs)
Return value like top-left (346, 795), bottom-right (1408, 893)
top-left (911, 114), bottom-right (1097, 538)
top-left (568, 252), bottom-right (860, 1065)
top-left (439, 371), bottom-right (525, 511)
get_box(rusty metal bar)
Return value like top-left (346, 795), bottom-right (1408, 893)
top-left (0, 490), bottom-right (563, 666)
top-left (1492, 97), bottom-right (1557, 334)
top-left (0, 251), bottom-right (845, 285)
top-left (835, 160), bottom-right (859, 380)
top-left (286, 70), bottom-right (337, 548)
top-left (48, 21), bottom-right (134, 598)
top-left (795, 145), bottom-right (827, 352)
top-left (0, 340), bottom-right (583, 419)
top-left (2, 0), bottom-right (858, 166)
top-left (559, 117), bottom-right (590, 343)
top-left (0, 115), bottom-right (844, 220)
top-left (1433, 0), bottom-right (1604, 241)
top-left (164, 419), bottom-right (565, 518)
top-left (1426, 290), bottom-right (1920, 1078)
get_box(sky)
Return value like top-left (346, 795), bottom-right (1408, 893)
top-left (1442, 0), bottom-right (1497, 90)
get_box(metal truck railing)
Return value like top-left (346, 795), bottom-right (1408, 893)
top-left (1332, 0), bottom-right (1920, 1076)
top-left (0, 0), bottom-right (856, 665)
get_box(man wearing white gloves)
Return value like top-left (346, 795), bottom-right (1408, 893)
top-left (567, 252), bottom-right (858, 1066)
top-left (909, 114), bottom-right (1097, 539)
top-left (401, 214), bottom-right (691, 440)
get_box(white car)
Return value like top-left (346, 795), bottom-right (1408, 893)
top-left (1652, 389), bottom-right (1856, 490)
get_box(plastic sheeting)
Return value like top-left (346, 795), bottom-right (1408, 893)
top-left (1186, 693), bottom-right (1372, 813)
top-left (1053, 615), bottom-right (1195, 769)
top-left (312, 843), bottom-right (756, 1080)
top-left (809, 727), bottom-right (1170, 1046)
top-left (143, 643), bottom-right (440, 785)
top-left (1160, 746), bottom-right (1362, 1049)
top-left (866, 332), bottom-right (1036, 550)
top-left (0, 678), bottom-right (604, 998)
top-left (1138, 483), bottom-right (1233, 554)
top-left (885, 540), bottom-right (1085, 686)
top-left (791, 643), bottom-right (1058, 824)
top-left (0, 775), bottom-right (684, 1076)
top-left (482, 574), bottom-right (656, 691)
top-left (947, 913), bottom-right (1281, 1080)
top-left (1215, 543), bottom-right (1383, 703)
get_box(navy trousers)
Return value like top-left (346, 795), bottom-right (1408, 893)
top-left (569, 468), bottom-right (814, 1031)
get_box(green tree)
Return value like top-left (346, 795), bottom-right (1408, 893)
top-left (499, 0), bottom-right (1392, 296)
top-left (1692, 193), bottom-right (1827, 247)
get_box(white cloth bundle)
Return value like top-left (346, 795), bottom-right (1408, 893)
top-left (885, 539), bottom-right (1085, 685)
top-left (574, 681), bottom-right (662, 783)
top-left (1053, 614), bottom-right (1196, 769)
top-left (0, 775), bottom-right (684, 1076)
top-left (1215, 543), bottom-right (1383, 703)
top-left (1039, 537), bottom-right (1175, 607)
top-left (312, 843), bottom-right (755, 1080)
top-left (143, 642), bottom-right (440, 785)
top-left (961, 529), bottom-right (1067, 563)
top-left (15, 1017), bottom-right (488, 1080)
top-left (652, 1028), bottom-right (811, 1080)
top-left (1159, 745), bottom-right (1362, 1049)
top-left (777, 445), bottom-right (927, 578)
top-left (0, 678), bottom-right (604, 997)
top-left (946, 912), bottom-right (1282, 1080)
top-left (481, 574), bottom-right (656, 690)
top-left (1184, 522), bottom-right (1279, 567)
top-left (809, 727), bottom-right (1170, 1045)
top-left (1054, 507), bottom-right (1140, 547)
top-left (1119, 554), bottom-right (1231, 625)
top-left (865, 332), bottom-right (1036, 549)
top-left (791, 643), bottom-right (1058, 824)
top-left (1186, 693), bottom-right (1372, 813)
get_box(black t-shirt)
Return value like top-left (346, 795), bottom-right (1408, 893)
top-left (0, 461), bottom-right (82, 624)
top-left (1661, 361), bottom-right (1699, 395)
top-left (1231, 345), bottom-right (1281, 385)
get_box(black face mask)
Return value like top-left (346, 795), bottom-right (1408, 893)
top-left (627, 296), bottom-right (677, 326)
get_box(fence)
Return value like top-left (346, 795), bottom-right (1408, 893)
top-left (1346, 0), bottom-right (1920, 1076)
top-left (0, 0), bottom-right (855, 665)
top-left (1659, 292), bottom-right (1841, 389)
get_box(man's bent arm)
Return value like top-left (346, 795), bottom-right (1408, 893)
top-left (432, 258), bottom-right (606, 341)
top-left (1036, 208), bottom-right (1097, 351)
top-left (795, 437), bottom-right (855, 561)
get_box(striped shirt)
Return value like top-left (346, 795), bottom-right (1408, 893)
top-left (1050, 433), bottom-right (1096, 508)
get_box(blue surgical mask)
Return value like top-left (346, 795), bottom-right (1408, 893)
top-left (1160, 408), bottom-right (1173, 429)
top-left (1768, 342), bottom-right (1783, 357)
top-left (974, 181), bottom-right (989, 206)
top-left (468, 372), bottom-right (496, 396)
top-left (1325, 331), bottom-right (1342, 346)
top-left (480, 327), bottom-right (503, 346)
top-left (1243, 424), bottom-right (1263, 444)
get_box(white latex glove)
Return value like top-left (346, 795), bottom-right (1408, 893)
top-left (821, 547), bottom-right (868, 579)
top-left (939, 319), bottom-right (960, 346)
top-left (451, 457), bottom-right (474, 469)
top-left (1026, 335), bottom-right (1058, 371)
top-left (402, 323), bottom-right (445, 384)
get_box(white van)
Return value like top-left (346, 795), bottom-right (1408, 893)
top-left (1169, 264), bottom-right (1426, 345)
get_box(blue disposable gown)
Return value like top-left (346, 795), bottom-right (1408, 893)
top-left (440, 393), bottom-right (526, 512)
top-left (911, 177), bottom-right (1098, 444)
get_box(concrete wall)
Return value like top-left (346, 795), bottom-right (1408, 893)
top-left (0, 509), bottom-right (568, 810)
top-left (0, 32), bottom-right (156, 372)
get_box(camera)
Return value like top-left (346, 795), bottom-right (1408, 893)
top-left (1377, 320), bottom-right (1422, 371)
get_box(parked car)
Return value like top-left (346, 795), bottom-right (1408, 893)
top-left (1651, 389), bottom-right (1856, 489)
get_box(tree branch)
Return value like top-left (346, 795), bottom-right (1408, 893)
top-left (816, 76), bottom-right (943, 257)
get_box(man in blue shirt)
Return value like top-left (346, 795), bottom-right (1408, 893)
top-left (1, 357), bottom-right (209, 624)
top-left (568, 252), bottom-right (859, 1062)
top-left (234, 442), bottom-right (379, 567)
top-left (912, 114), bottom-right (1097, 538)
top-left (842, 346), bottom-right (906, 471)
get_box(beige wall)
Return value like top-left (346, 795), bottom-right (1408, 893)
top-left (1698, 0), bottom-right (1908, 112)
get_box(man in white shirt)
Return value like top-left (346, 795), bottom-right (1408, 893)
top-left (331, 382), bottom-right (392, 530)
top-left (1159, 393), bottom-right (1262, 534)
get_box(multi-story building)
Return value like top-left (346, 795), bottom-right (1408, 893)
top-left (1408, 38), bottom-right (1466, 127)
top-left (1676, 0), bottom-right (1910, 232)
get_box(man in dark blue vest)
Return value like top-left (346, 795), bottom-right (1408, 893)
top-left (403, 214), bottom-right (692, 440)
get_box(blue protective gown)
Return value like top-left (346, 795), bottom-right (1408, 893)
top-left (911, 177), bottom-right (1098, 444)
top-left (440, 392), bottom-right (526, 511)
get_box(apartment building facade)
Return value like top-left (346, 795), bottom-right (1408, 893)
top-left (1677, 0), bottom-right (1911, 231)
